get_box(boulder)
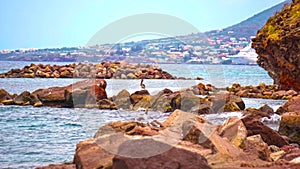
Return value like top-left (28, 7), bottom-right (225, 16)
top-left (279, 112), bottom-right (300, 144)
top-left (112, 138), bottom-right (211, 169)
top-left (150, 88), bottom-right (174, 112)
top-left (33, 79), bottom-right (107, 108)
top-left (241, 116), bottom-right (289, 147)
top-left (130, 90), bottom-right (150, 105)
top-left (13, 91), bottom-right (31, 105)
top-left (277, 95), bottom-right (300, 115)
top-left (0, 88), bottom-right (12, 102)
top-left (212, 92), bottom-right (245, 113)
top-left (113, 89), bottom-right (131, 110)
top-left (259, 104), bottom-right (275, 115)
top-left (218, 117), bottom-right (247, 148)
top-left (98, 99), bottom-right (117, 110)
top-left (242, 108), bottom-right (271, 120)
top-left (73, 139), bottom-right (114, 169)
top-left (243, 135), bottom-right (272, 162)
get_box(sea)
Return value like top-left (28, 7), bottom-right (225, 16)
top-left (0, 61), bottom-right (286, 168)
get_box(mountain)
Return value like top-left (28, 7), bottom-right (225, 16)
top-left (205, 0), bottom-right (292, 39)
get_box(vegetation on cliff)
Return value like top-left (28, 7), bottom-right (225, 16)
top-left (252, 0), bottom-right (300, 90)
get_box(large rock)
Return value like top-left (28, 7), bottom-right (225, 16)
top-left (277, 95), bottom-right (300, 114)
top-left (112, 138), bottom-right (211, 169)
top-left (73, 138), bottom-right (114, 169)
top-left (33, 79), bottom-right (107, 108)
top-left (212, 92), bottom-right (245, 113)
top-left (241, 116), bottom-right (289, 147)
top-left (0, 88), bottom-right (12, 102)
top-left (218, 117), bottom-right (247, 148)
top-left (130, 90), bottom-right (150, 105)
top-left (252, 0), bottom-right (300, 90)
top-left (279, 112), bottom-right (300, 144)
top-left (113, 89), bottom-right (131, 110)
top-left (13, 91), bottom-right (31, 105)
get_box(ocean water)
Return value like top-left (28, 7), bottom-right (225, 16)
top-left (0, 61), bottom-right (284, 168)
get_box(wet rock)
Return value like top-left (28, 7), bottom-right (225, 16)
top-left (73, 138), bottom-right (113, 169)
top-left (279, 112), bottom-right (300, 144)
top-left (242, 108), bottom-right (271, 119)
top-left (112, 138), bottom-right (211, 169)
top-left (277, 95), bottom-right (300, 115)
top-left (241, 116), bottom-right (289, 147)
top-left (259, 104), bottom-right (275, 115)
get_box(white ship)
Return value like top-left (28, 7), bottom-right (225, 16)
top-left (228, 44), bottom-right (258, 65)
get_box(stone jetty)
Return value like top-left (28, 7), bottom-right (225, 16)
top-left (0, 61), bottom-right (176, 79)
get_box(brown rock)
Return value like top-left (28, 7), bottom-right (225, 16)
top-left (218, 117), bottom-right (247, 148)
top-left (113, 89), bottom-right (131, 109)
top-left (0, 88), bottom-right (12, 101)
top-left (277, 95), bottom-right (300, 114)
top-left (241, 116), bottom-right (289, 147)
top-left (279, 112), bottom-right (300, 144)
top-left (74, 139), bottom-right (113, 169)
top-left (243, 135), bottom-right (272, 162)
top-left (112, 138), bottom-right (211, 169)
top-left (130, 90), bottom-right (150, 105)
top-left (13, 91), bottom-right (31, 105)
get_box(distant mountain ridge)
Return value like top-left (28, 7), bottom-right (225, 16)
top-left (205, 0), bottom-right (292, 38)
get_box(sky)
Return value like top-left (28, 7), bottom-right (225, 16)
top-left (0, 0), bottom-right (285, 50)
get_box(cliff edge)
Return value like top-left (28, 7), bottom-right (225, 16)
top-left (252, 0), bottom-right (300, 90)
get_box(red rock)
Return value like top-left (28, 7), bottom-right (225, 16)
top-left (241, 116), bottom-right (289, 147)
top-left (112, 138), bottom-right (211, 169)
top-left (73, 139), bottom-right (114, 169)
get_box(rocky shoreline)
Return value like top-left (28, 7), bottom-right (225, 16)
top-left (0, 62), bottom-right (178, 79)
top-left (36, 109), bottom-right (300, 169)
top-left (1, 78), bottom-right (300, 168)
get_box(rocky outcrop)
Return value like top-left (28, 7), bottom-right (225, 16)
top-left (252, 0), bottom-right (300, 91)
top-left (0, 62), bottom-right (176, 79)
top-left (0, 79), bottom-right (109, 108)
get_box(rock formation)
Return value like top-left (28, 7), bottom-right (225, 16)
top-left (252, 0), bottom-right (300, 90)
top-left (38, 110), bottom-right (300, 169)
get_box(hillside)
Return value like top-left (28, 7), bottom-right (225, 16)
top-left (206, 0), bottom-right (292, 38)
